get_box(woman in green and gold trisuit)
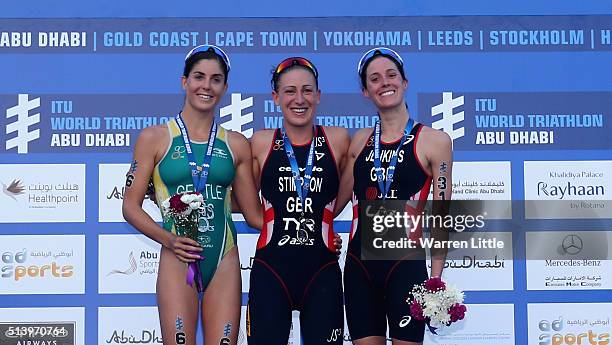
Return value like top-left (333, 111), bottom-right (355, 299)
top-left (123, 45), bottom-right (262, 345)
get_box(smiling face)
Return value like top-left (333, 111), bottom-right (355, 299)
top-left (362, 56), bottom-right (408, 111)
top-left (181, 58), bottom-right (228, 114)
top-left (272, 67), bottom-right (320, 128)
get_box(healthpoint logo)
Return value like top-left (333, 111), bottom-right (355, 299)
top-left (5, 94), bottom-right (41, 153)
top-left (220, 93), bottom-right (253, 138)
top-left (431, 92), bottom-right (464, 144)
top-left (1, 178), bottom-right (25, 201)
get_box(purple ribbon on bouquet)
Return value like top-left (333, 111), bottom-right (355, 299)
top-left (186, 253), bottom-right (204, 292)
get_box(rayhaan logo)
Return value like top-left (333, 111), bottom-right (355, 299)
top-left (537, 182), bottom-right (604, 199)
top-left (1, 178), bottom-right (25, 201)
top-left (220, 93), bottom-right (254, 138)
top-left (431, 92), bottom-right (464, 144)
top-left (5, 94), bottom-right (41, 153)
top-left (561, 235), bottom-right (583, 255)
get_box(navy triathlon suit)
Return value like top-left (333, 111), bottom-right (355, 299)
top-left (344, 122), bottom-right (432, 342)
top-left (247, 126), bottom-right (344, 345)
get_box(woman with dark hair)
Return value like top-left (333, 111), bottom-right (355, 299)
top-left (123, 45), bottom-right (262, 345)
top-left (247, 57), bottom-right (350, 345)
top-left (337, 47), bottom-right (452, 345)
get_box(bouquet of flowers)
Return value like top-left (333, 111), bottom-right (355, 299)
top-left (408, 277), bottom-right (467, 334)
top-left (160, 192), bottom-right (205, 290)
top-left (161, 192), bottom-right (204, 239)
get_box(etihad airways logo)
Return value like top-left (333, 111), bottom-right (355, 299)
top-left (537, 182), bottom-right (605, 199)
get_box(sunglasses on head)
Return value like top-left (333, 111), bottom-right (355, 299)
top-left (274, 57), bottom-right (318, 78)
top-left (357, 47), bottom-right (404, 75)
top-left (184, 44), bottom-right (232, 72)
top-left (271, 57), bottom-right (319, 90)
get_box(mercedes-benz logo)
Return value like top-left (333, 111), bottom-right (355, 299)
top-left (561, 234), bottom-right (583, 255)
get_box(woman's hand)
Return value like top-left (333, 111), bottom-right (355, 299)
top-left (166, 233), bottom-right (204, 263)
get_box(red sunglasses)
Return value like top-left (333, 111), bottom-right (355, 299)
top-left (274, 57), bottom-right (319, 78)
top-left (272, 57), bottom-right (319, 89)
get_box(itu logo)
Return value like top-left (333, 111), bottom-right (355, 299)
top-left (5, 94), bottom-right (41, 153)
top-left (220, 93), bottom-right (254, 138)
top-left (431, 92), bottom-right (464, 144)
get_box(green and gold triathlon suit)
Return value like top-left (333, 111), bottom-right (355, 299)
top-left (152, 119), bottom-right (237, 291)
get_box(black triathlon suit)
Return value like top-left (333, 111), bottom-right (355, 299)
top-left (247, 126), bottom-right (344, 345)
top-left (344, 122), bottom-right (432, 342)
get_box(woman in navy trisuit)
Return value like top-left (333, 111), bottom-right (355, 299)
top-left (247, 57), bottom-right (350, 345)
top-left (336, 47), bottom-right (453, 345)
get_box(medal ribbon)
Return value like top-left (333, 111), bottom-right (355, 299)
top-left (373, 118), bottom-right (414, 200)
top-left (175, 113), bottom-right (216, 292)
top-left (281, 126), bottom-right (316, 208)
top-left (175, 113), bottom-right (217, 193)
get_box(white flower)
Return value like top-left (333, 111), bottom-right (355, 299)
top-left (180, 193), bottom-right (195, 204)
top-left (424, 298), bottom-right (441, 314)
top-left (432, 312), bottom-right (451, 326)
top-left (444, 285), bottom-right (464, 303)
top-left (180, 193), bottom-right (204, 206)
top-left (189, 201), bottom-right (202, 210)
top-left (410, 280), bottom-right (465, 328)
top-left (161, 198), bottom-right (171, 212)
